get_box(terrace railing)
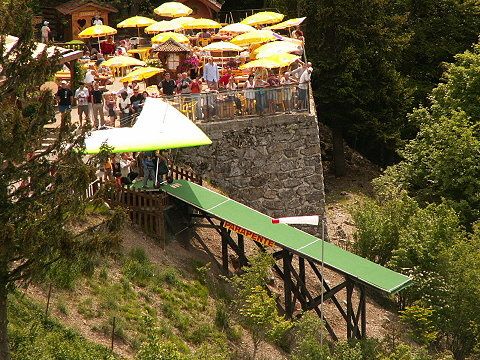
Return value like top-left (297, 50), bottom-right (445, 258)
top-left (161, 84), bottom-right (311, 123)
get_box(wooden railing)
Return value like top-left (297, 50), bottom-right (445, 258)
top-left (85, 165), bottom-right (202, 243)
top-left (108, 186), bottom-right (169, 242)
top-left (170, 165), bottom-right (203, 185)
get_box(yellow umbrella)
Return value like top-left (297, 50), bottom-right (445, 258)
top-left (117, 16), bottom-right (156, 28)
top-left (230, 30), bottom-right (277, 46)
top-left (151, 32), bottom-right (190, 44)
top-left (78, 25), bottom-right (117, 38)
top-left (117, 16), bottom-right (156, 37)
top-left (240, 11), bottom-right (285, 26)
top-left (254, 41), bottom-right (302, 58)
top-left (78, 25), bottom-right (117, 54)
top-left (219, 23), bottom-right (256, 34)
top-left (239, 58), bottom-right (279, 70)
top-left (240, 53), bottom-right (300, 69)
top-left (170, 17), bottom-right (196, 27)
top-left (267, 17), bottom-right (306, 30)
top-left (154, 2), bottom-right (193, 18)
top-left (145, 20), bottom-right (182, 34)
top-left (121, 66), bottom-right (164, 82)
top-left (202, 41), bottom-right (243, 52)
top-left (182, 18), bottom-right (221, 30)
top-left (102, 55), bottom-right (146, 67)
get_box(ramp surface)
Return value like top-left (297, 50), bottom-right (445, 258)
top-left (161, 179), bottom-right (412, 294)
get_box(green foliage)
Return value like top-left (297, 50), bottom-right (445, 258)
top-left (228, 253), bottom-right (292, 358)
top-left (290, 313), bottom-right (329, 360)
top-left (8, 292), bottom-right (117, 360)
top-left (376, 44), bottom-right (480, 227)
top-left (352, 192), bottom-right (480, 357)
top-left (400, 306), bottom-right (438, 346)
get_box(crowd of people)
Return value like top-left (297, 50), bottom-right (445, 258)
top-left (102, 150), bottom-right (170, 189)
top-left (55, 55), bottom-right (312, 128)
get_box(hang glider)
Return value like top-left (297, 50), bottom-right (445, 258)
top-left (83, 97), bottom-right (211, 154)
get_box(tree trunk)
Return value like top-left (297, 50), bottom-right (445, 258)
top-left (0, 280), bottom-right (10, 360)
top-left (332, 125), bottom-right (346, 177)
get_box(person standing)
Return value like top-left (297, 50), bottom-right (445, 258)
top-left (92, 14), bottom-right (103, 26)
top-left (41, 21), bottom-right (51, 43)
top-left (56, 80), bottom-right (73, 114)
top-left (75, 82), bottom-right (90, 126)
top-left (142, 152), bottom-right (156, 188)
top-left (203, 57), bottom-right (219, 89)
top-left (118, 91), bottom-right (132, 127)
top-left (298, 67), bottom-right (312, 110)
top-left (159, 72), bottom-right (176, 96)
top-left (91, 82), bottom-right (105, 128)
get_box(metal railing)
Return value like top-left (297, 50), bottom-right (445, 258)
top-left (159, 84), bottom-right (311, 122)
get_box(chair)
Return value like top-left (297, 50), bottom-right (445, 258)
top-left (181, 100), bottom-right (197, 122)
top-left (198, 38), bottom-right (211, 47)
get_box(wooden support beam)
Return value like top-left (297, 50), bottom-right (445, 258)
top-left (346, 280), bottom-right (354, 339)
top-left (237, 234), bottom-right (248, 267)
top-left (220, 224), bottom-right (229, 275)
top-left (283, 250), bottom-right (293, 318)
top-left (299, 256), bottom-right (306, 307)
top-left (360, 285), bottom-right (366, 338)
top-left (308, 260), bottom-right (348, 322)
top-left (306, 281), bottom-right (347, 310)
top-left (192, 231), bottom-right (222, 270)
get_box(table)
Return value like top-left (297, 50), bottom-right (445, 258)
top-left (54, 71), bottom-right (71, 83)
top-left (127, 47), bottom-right (152, 61)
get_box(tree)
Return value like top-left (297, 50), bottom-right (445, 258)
top-left (397, 0), bottom-right (480, 106)
top-left (228, 253), bottom-right (292, 359)
top-left (269, 0), bottom-right (412, 172)
top-left (0, 2), bottom-right (121, 358)
top-left (376, 43), bottom-right (480, 228)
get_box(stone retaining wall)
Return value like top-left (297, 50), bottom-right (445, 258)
top-left (177, 113), bottom-right (326, 221)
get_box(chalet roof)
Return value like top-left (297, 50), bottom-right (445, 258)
top-left (155, 39), bottom-right (190, 53)
top-left (3, 35), bottom-right (83, 64)
top-left (55, 0), bottom-right (118, 15)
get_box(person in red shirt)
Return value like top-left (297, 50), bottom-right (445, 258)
top-left (190, 76), bottom-right (203, 120)
top-left (218, 68), bottom-right (233, 88)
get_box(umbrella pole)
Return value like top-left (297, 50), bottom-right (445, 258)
top-left (98, 36), bottom-right (102, 54)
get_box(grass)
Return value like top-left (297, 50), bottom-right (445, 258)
top-left (26, 246), bottom-right (237, 359)
top-left (8, 292), bottom-right (118, 360)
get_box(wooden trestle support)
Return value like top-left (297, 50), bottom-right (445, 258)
top-left (189, 210), bottom-right (367, 341)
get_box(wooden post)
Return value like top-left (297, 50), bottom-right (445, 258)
top-left (360, 285), bottom-right (366, 338)
top-left (283, 250), bottom-right (293, 318)
top-left (111, 316), bottom-right (116, 351)
top-left (237, 233), bottom-right (247, 267)
top-left (221, 226), bottom-right (229, 275)
top-left (45, 283), bottom-right (53, 317)
top-left (299, 256), bottom-right (306, 310)
top-left (346, 280), bottom-right (354, 339)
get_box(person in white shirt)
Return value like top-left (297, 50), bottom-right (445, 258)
top-left (118, 91), bottom-right (132, 127)
top-left (75, 83), bottom-right (90, 126)
top-left (280, 72), bottom-right (296, 112)
top-left (92, 14), bottom-right (103, 26)
top-left (41, 21), bottom-right (50, 43)
top-left (203, 57), bottom-right (219, 89)
top-left (118, 81), bottom-right (133, 97)
top-left (298, 67), bottom-right (312, 110)
top-left (83, 65), bottom-right (96, 85)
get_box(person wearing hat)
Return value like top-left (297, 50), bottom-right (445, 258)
top-left (41, 21), bottom-right (51, 43)
top-left (56, 80), bottom-right (73, 114)
top-left (298, 66), bottom-right (313, 110)
top-left (75, 82), bottom-right (90, 126)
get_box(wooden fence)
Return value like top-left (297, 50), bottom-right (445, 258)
top-left (170, 165), bottom-right (203, 185)
top-left (108, 187), bottom-right (169, 243)
top-left (85, 165), bottom-right (202, 244)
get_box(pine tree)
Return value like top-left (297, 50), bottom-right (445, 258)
top-left (0, 1), bottom-right (121, 358)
